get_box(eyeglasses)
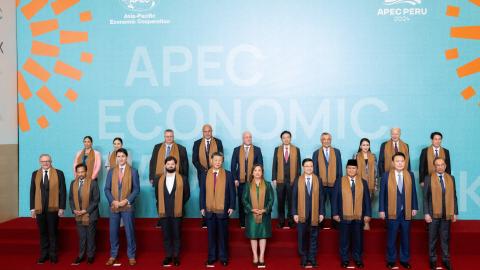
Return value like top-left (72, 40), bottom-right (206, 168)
top-left (40, 160), bottom-right (52, 163)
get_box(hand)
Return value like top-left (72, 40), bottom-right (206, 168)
top-left (112, 201), bottom-right (119, 208)
top-left (412, 210), bottom-right (417, 217)
top-left (420, 182), bottom-right (424, 188)
top-left (379, 211), bottom-right (385, 220)
top-left (272, 180), bottom-right (277, 187)
top-left (252, 208), bottom-right (259, 214)
top-left (58, 209), bottom-right (64, 217)
top-left (319, 215), bottom-right (324, 223)
top-left (453, 215), bottom-right (457, 222)
top-left (30, 211), bottom-right (36, 219)
top-left (149, 179), bottom-right (154, 185)
top-left (235, 180), bottom-right (239, 187)
top-left (228, 209), bottom-right (234, 216)
top-left (73, 210), bottom-right (81, 216)
top-left (80, 210), bottom-right (87, 215)
top-left (364, 216), bottom-right (371, 223)
top-left (201, 209), bottom-right (205, 216)
top-left (424, 214), bottom-right (432, 223)
top-left (333, 215), bottom-right (340, 222)
top-left (293, 215), bottom-right (299, 223)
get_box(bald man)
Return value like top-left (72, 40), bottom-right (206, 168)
top-left (378, 128), bottom-right (411, 177)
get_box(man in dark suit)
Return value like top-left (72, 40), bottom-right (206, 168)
top-left (379, 152), bottom-right (418, 269)
top-left (149, 129), bottom-right (189, 227)
top-left (69, 164), bottom-right (100, 265)
top-left (200, 152), bottom-right (236, 267)
top-left (419, 131), bottom-right (451, 187)
top-left (30, 154), bottom-right (66, 264)
top-left (312, 132), bottom-right (342, 228)
top-left (423, 157), bottom-right (458, 270)
top-left (292, 158), bottom-right (325, 268)
top-left (231, 131), bottom-right (263, 228)
top-left (155, 156), bottom-right (190, 267)
top-left (378, 127), bottom-right (411, 177)
top-left (272, 130), bottom-right (301, 228)
top-left (332, 159), bottom-right (371, 268)
top-left (192, 124), bottom-right (223, 228)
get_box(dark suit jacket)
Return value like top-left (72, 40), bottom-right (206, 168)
top-left (312, 147), bottom-right (343, 186)
top-left (423, 174), bottom-right (458, 217)
top-left (68, 179), bottom-right (100, 222)
top-left (378, 141), bottom-right (412, 177)
top-left (154, 174), bottom-right (191, 217)
top-left (332, 178), bottom-right (372, 222)
top-left (379, 171), bottom-right (418, 219)
top-left (419, 147), bottom-right (451, 184)
top-left (192, 137), bottom-right (224, 175)
top-left (104, 167), bottom-right (140, 207)
top-left (200, 169), bottom-right (236, 219)
top-left (230, 145), bottom-right (263, 181)
top-left (149, 142), bottom-right (189, 181)
top-left (30, 169), bottom-right (67, 211)
top-left (291, 176), bottom-right (325, 220)
top-left (271, 145), bottom-right (301, 182)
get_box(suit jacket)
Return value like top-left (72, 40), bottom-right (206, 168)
top-left (200, 169), bottom-right (236, 219)
top-left (104, 167), bottom-right (140, 207)
top-left (312, 147), bottom-right (343, 186)
top-left (30, 169), bottom-right (67, 211)
top-left (230, 145), bottom-right (263, 181)
top-left (379, 171), bottom-right (418, 219)
top-left (271, 145), bottom-right (301, 182)
top-left (155, 174), bottom-right (191, 217)
top-left (291, 176), bottom-right (325, 220)
top-left (192, 137), bottom-right (224, 175)
top-left (68, 179), bottom-right (100, 222)
top-left (332, 178), bottom-right (372, 222)
top-left (378, 141), bottom-right (412, 177)
top-left (423, 174), bottom-right (458, 218)
top-left (149, 142), bottom-right (189, 181)
top-left (419, 147), bottom-right (451, 184)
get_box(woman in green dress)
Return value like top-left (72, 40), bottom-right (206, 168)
top-left (242, 164), bottom-right (275, 268)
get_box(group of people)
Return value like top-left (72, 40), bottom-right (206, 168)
top-left (29, 126), bottom-right (458, 270)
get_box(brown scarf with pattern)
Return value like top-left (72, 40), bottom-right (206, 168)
top-left (206, 168), bottom-right (226, 213)
top-left (431, 173), bottom-right (455, 220)
top-left (250, 179), bottom-right (266, 224)
top-left (384, 140), bottom-right (409, 172)
top-left (387, 170), bottom-right (412, 220)
top-left (239, 145), bottom-right (254, 183)
top-left (155, 143), bottom-right (180, 177)
top-left (111, 165), bottom-right (132, 213)
top-left (72, 177), bottom-right (92, 225)
top-left (317, 147), bottom-right (337, 187)
top-left (276, 144), bottom-right (298, 184)
top-left (158, 173), bottom-right (184, 218)
top-left (297, 174), bottom-right (320, 226)
top-left (341, 175), bottom-right (363, 221)
top-left (34, 168), bottom-right (59, 214)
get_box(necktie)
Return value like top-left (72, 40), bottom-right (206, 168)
top-left (206, 140), bottom-right (211, 167)
top-left (397, 173), bottom-right (403, 193)
top-left (244, 146), bottom-right (249, 160)
top-left (439, 175), bottom-right (445, 193)
top-left (351, 178), bottom-right (355, 207)
top-left (306, 177), bottom-right (311, 195)
top-left (284, 147), bottom-right (289, 162)
top-left (43, 170), bottom-right (49, 186)
top-left (213, 172), bottom-right (218, 192)
top-left (166, 145), bottom-right (171, 157)
top-left (119, 167), bottom-right (124, 184)
top-left (325, 148), bottom-right (330, 162)
top-left (435, 149), bottom-right (439, 158)
top-left (394, 142), bottom-right (399, 153)
top-left (78, 179), bottom-right (84, 208)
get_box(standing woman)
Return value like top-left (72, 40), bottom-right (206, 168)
top-left (74, 136), bottom-right (101, 181)
top-left (105, 137), bottom-right (132, 171)
top-left (242, 164), bottom-right (274, 268)
top-left (353, 138), bottom-right (378, 230)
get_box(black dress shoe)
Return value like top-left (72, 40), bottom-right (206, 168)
top-left (72, 257), bottom-right (83, 265)
top-left (429, 261), bottom-right (437, 270)
top-left (310, 261), bottom-right (318, 268)
top-left (221, 261), bottom-right (228, 266)
top-left (386, 262), bottom-right (396, 269)
top-left (156, 219), bottom-right (162, 228)
top-left (206, 260), bottom-right (215, 267)
top-left (163, 257), bottom-right (173, 266)
top-left (355, 261), bottom-right (364, 268)
top-left (173, 257), bottom-right (180, 266)
top-left (400, 261), bottom-right (411, 269)
top-left (277, 221), bottom-right (285, 228)
top-left (300, 259), bottom-right (308, 268)
top-left (50, 256), bottom-right (58, 264)
top-left (443, 261), bottom-right (452, 270)
top-left (87, 257), bottom-right (94, 264)
top-left (341, 261), bottom-right (349, 268)
top-left (37, 257), bottom-right (48, 264)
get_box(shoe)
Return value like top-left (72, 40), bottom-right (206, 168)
top-left (87, 257), bottom-right (94, 264)
top-left (156, 219), bottom-right (162, 228)
top-left (173, 257), bottom-right (180, 266)
top-left (288, 220), bottom-right (295, 228)
top-left (50, 256), bottom-right (58, 264)
top-left (429, 261), bottom-right (436, 270)
top-left (105, 257), bottom-right (117, 266)
top-left (129, 258), bottom-right (136, 266)
top-left (221, 261), bottom-right (228, 266)
top-left (163, 257), bottom-right (173, 266)
top-left (206, 260), bottom-right (215, 267)
top-left (310, 260), bottom-right (318, 268)
top-left (341, 261), bottom-right (349, 268)
top-left (399, 261), bottom-right (411, 269)
top-left (37, 256), bottom-right (48, 264)
top-left (277, 221), bottom-right (285, 228)
top-left (386, 262), bottom-right (395, 269)
top-left (240, 226), bottom-right (245, 229)
top-left (300, 259), bottom-right (308, 268)
top-left (443, 261), bottom-right (452, 270)
top-left (257, 262), bottom-right (266, 268)
top-left (355, 261), bottom-right (364, 268)
top-left (72, 257), bottom-right (83, 265)
top-left (201, 220), bottom-right (207, 229)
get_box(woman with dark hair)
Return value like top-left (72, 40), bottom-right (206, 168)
top-left (105, 137), bottom-right (132, 171)
top-left (353, 138), bottom-right (378, 230)
top-left (242, 164), bottom-right (274, 268)
top-left (74, 136), bottom-right (101, 181)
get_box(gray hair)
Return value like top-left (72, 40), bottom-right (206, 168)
top-left (39, 154), bottom-right (52, 161)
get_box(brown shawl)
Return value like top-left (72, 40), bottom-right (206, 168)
top-left (357, 152), bottom-right (376, 193)
top-left (158, 173), bottom-right (184, 218)
top-left (431, 173), bottom-right (455, 220)
top-left (384, 140), bottom-right (409, 172)
top-left (199, 138), bottom-right (218, 169)
top-left (109, 151), bottom-right (117, 168)
top-left (206, 168), bottom-right (226, 213)
top-left (155, 143), bottom-right (180, 177)
top-left (76, 148), bottom-right (95, 179)
top-left (250, 179), bottom-right (266, 224)
top-left (72, 177), bottom-right (92, 225)
top-left (276, 144), bottom-right (298, 184)
top-left (297, 174), bottom-right (320, 226)
top-left (427, 147), bottom-right (446, 175)
top-left (387, 170), bottom-right (412, 220)
top-left (317, 147), bottom-right (337, 187)
top-left (111, 165), bottom-right (132, 212)
top-left (341, 175), bottom-right (364, 221)
top-left (239, 145), bottom-right (254, 183)
top-left (34, 168), bottom-right (59, 214)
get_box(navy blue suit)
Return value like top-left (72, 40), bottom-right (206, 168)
top-left (379, 171), bottom-right (418, 263)
top-left (104, 167), bottom-right (140, 259)
top-left (200, 169), bottom-right (236, 262)
top-left (378, 141), bottom-right (412, 178)
top-left (230, 145), bottom-right (263, 227)
top-left (312, 147), bottom-right (342, 222)
top-left (332, 178), bottom-right (371, 263)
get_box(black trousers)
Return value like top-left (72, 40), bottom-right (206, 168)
top-left (276, 182), bottom-right (293, 223)
top-left (161, 217), bottom-right (182, 257)
top-left (428, 218), bottom-right (451, 263)
top-left (238, 183), bottom-right (246, 227)
top-left (36, 211), bottom-right (59, 258)
top-left (76, 220), bottom-right (97, 259)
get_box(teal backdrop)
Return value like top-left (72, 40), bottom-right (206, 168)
top-left (17, 0), bottom-right (480, 219)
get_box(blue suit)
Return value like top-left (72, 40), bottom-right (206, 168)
top-left (104, 167), bottom-right (140, 259)
top-left (379, 171), bottom-right (418, 263)
top-left (231, 145), bottom-right (263, 227)
top-left (332, 178), bottom-right (371, 263)
top-left (200, 169), bottom-right (236, 262)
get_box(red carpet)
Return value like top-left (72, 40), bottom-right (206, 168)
top-left (0, 218), bottom-right (478, 269)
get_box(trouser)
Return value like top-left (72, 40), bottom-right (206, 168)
top-left (206, 214), bottom-right (229, 261)
top-left (76, 220), bottom-right (97, 258)
top-left (297, 219), bottom-right (319, 263)
top-left (428, 218), bottom-right (451, 264)
top-left (339, 220), bottom-right (363, 262)
top-left (109, 210), bottom-right (136, 259)
top-left (276, 182), bottom-right (293, 223)
top-left (386, 213), bottom-right (411, 263)
top-left (36, 211), bottom-right (59, 258)
top-left (161, 217), bottom-right (182, 257)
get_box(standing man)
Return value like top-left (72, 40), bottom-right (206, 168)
top-left (379, 152), bottom-right (418, 269)
top-left (419, 132), bottom-right (451, 187)
top-left (231, 131), bottom-right (263, 228)
top-left (332, 160), bottom-right (371, 268)
top-left (378, 127), bottom-right (411, 177)
top-left (292, 158), bottom-right (325, 268)
top-left (192, 124), bottom-right (223, 228)
top-left (200, 152), bottom-right (236, 267)
top-left (30, 154), bottom-right (66, 264)
top-left (150, 129), bottom-right (189, 227)
top-left (69, 164), bottom-right (100, 265)
top-left (156, 156), bottom-right (190, 267)
top-left (423, 157), bottom-right (458, 270)
top-left (272, 130), bottom-right (301, 229)
top-left (312, 132), bottom-right (342, 228)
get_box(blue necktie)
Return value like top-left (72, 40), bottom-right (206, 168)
top-left (351, 178), bottom-right (355, 207)
top-left (325, 149), bottom-right (329, 163)
top-left (306, 178), bottom-right (311, 195)
top-left (439, 175), bottom-right (445, 193)
top-left (397, 173), bottom-right (403, 193)
top-left (166, 145), bottom-right (171, 157)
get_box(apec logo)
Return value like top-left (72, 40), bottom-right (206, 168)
top-left (377, 0), bottom-right (427, 22)
top-left (120, 0), bottom-right (156, 12)
top-left (384, 0), bottom-right (421, 5)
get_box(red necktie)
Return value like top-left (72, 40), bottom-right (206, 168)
top-left (284, 147), bottom-right (289, 162)
top-left (119, 168), bottom-right (124, 184)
